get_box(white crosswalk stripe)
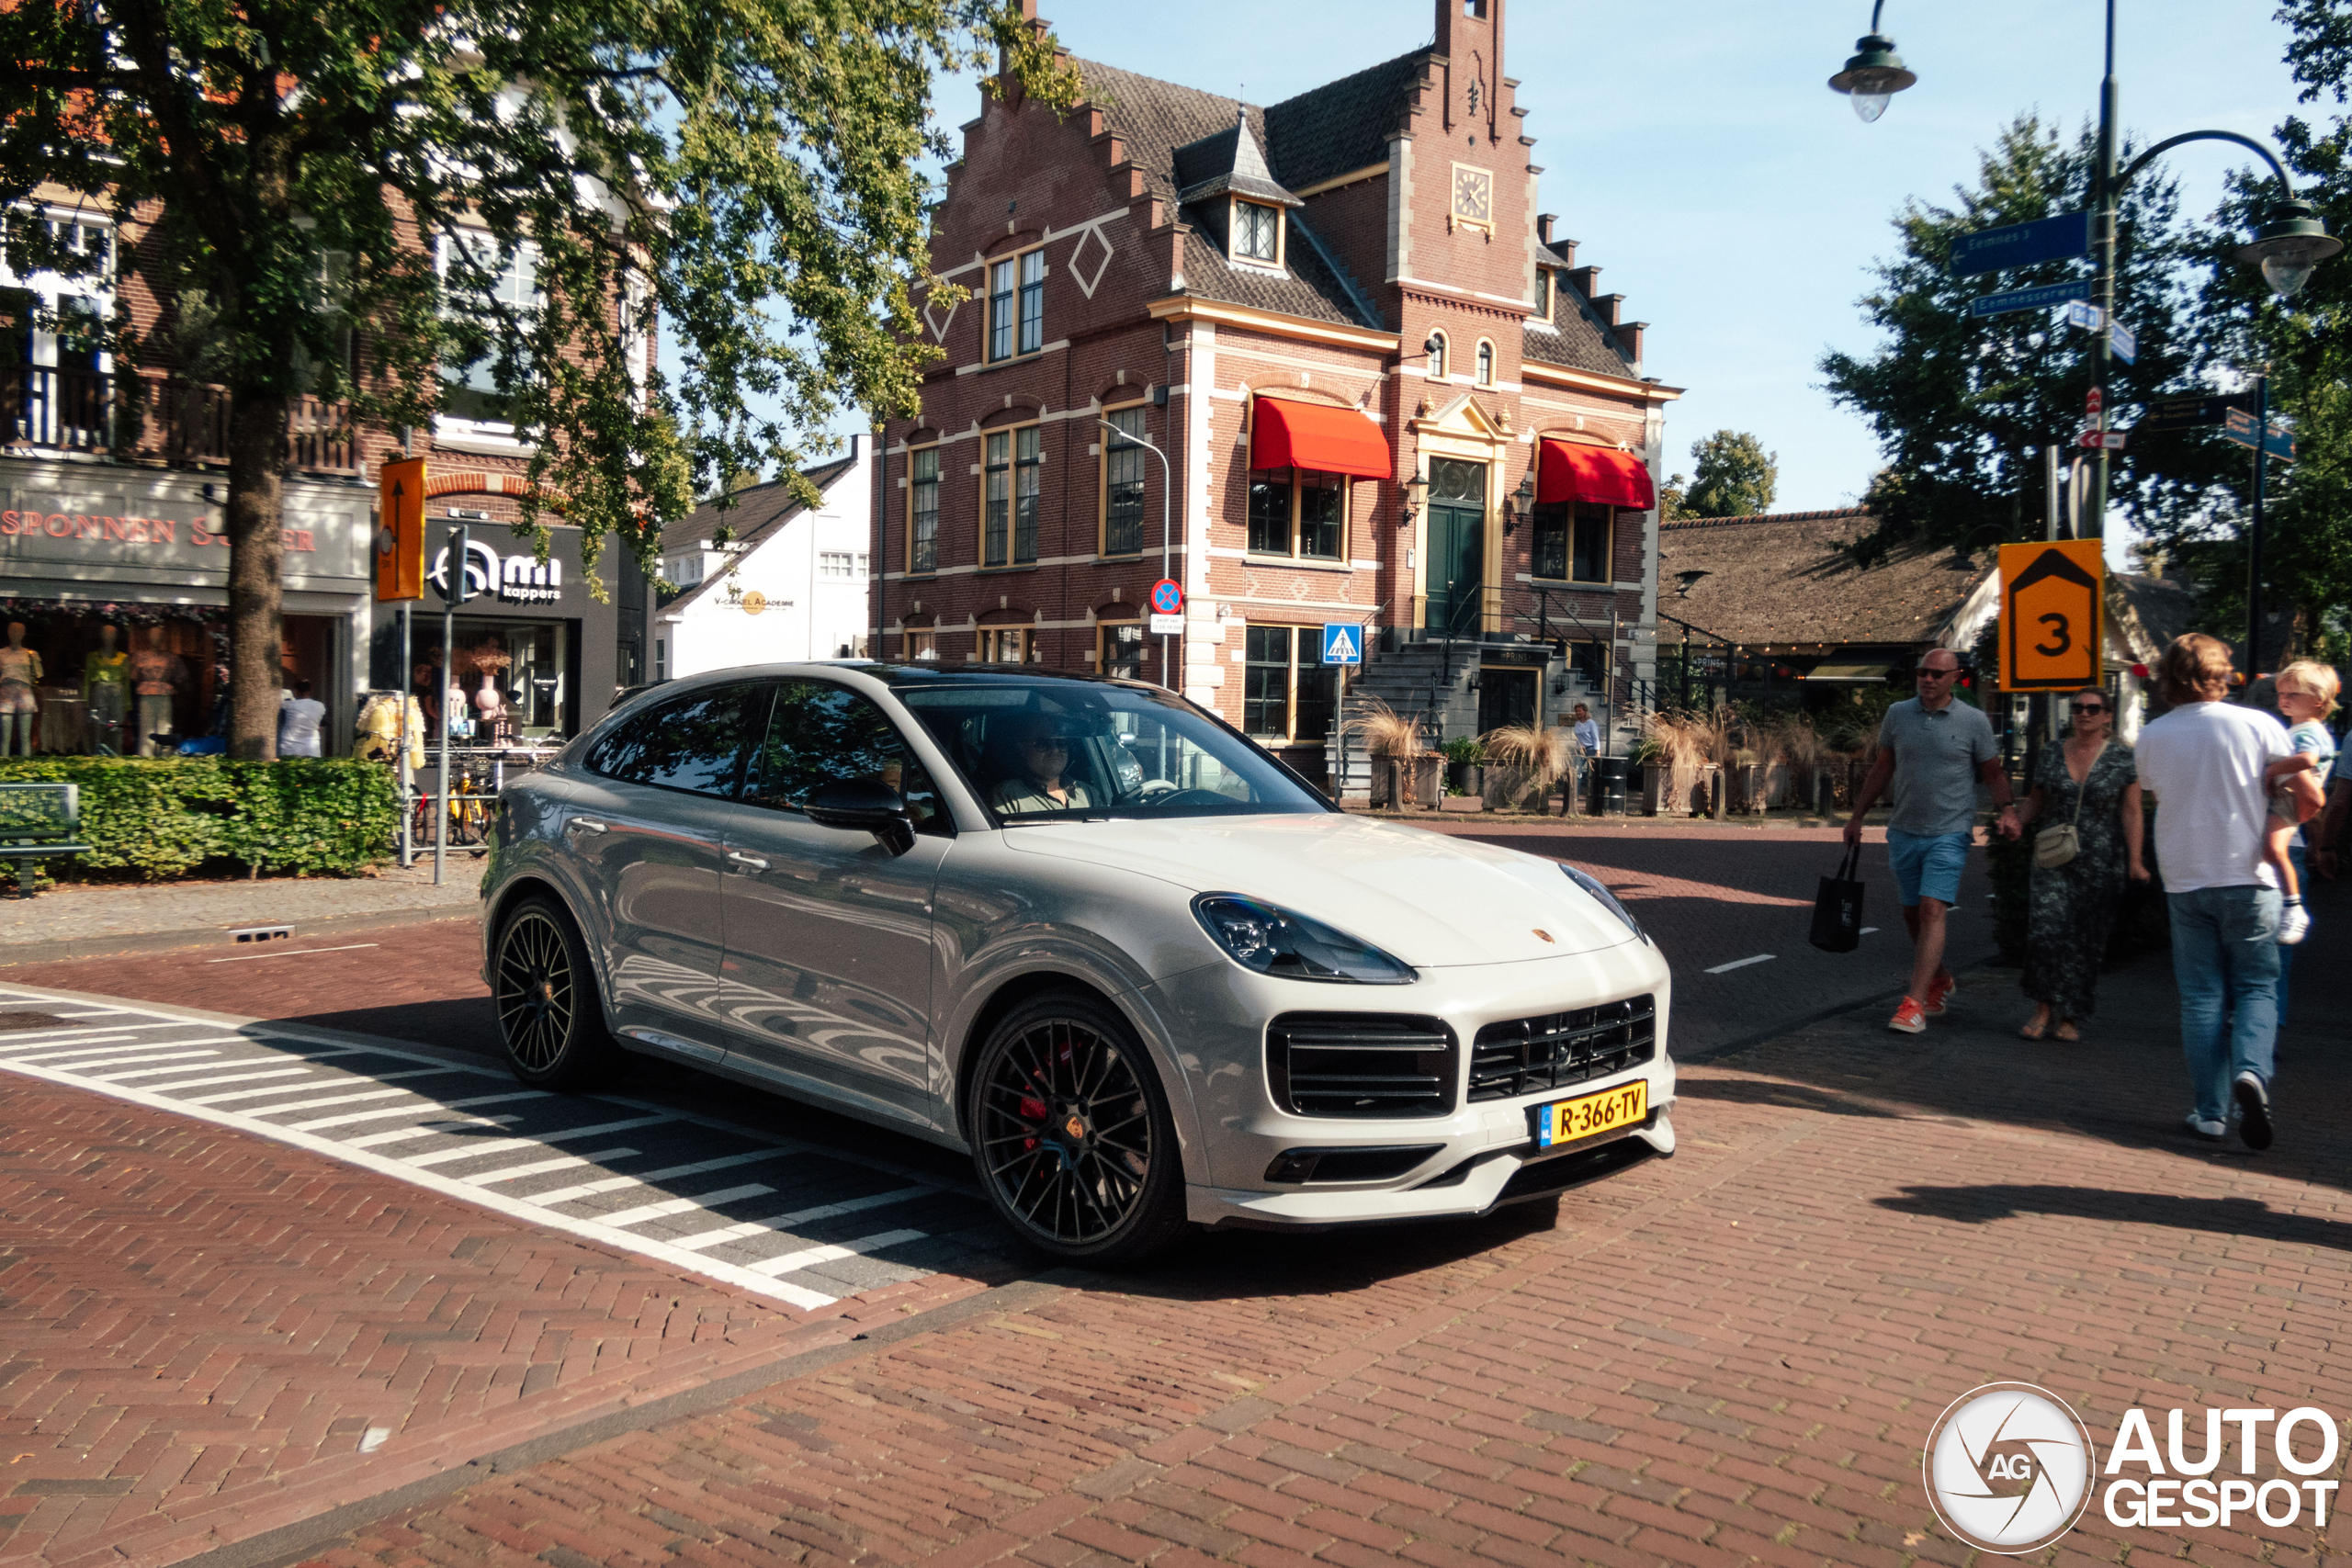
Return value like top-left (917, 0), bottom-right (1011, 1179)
top-left (0, 985), bottom-right (996, 1312)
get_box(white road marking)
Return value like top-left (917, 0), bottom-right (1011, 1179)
top-left (747, 1229), bottom-right (926, 1278)
top-left (208, 943), bottom-right (381, 964)
top-left (8, 1039), bottom-right (196, 1064)
top-left (596, 1184), bottom-right (775, 1229)
top-left (171, 1069), bottom-right (330, 1100)
top-left (1703, 953), bottom-right (1777, 975)
top-left (286, 1090), bottom-right (548, 1132)
top-left (402, 1116), bottom-right (673, 1168)
top-left (345, 1116), bottom-right (521, 1148)
top-left (237, 1069), bottom-right (468, 1117)
top-left (458, 1148), bottom-right (640, 1187)
top-left (87, 1055), bottom-right (227, 1081)
top-left (529, 1146), bottom-right (804, 1207)
top-left (1860, 926), bottom-right (1879, 935)
top-left (668, 1187), bottom-right (930, 1252)
top-left (0, 1023), bottom-right (179, 1043)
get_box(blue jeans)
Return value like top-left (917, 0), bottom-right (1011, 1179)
top-left (2168, 885), bottom-right (2281, 1125)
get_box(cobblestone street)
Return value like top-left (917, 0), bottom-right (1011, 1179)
top-left (1, 829), bottom-right (2342, 1568)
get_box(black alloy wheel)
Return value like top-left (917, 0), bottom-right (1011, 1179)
top-left (970, 992), bottom-right (1189, 1265)
top-left (493, 896), bottom-right (622, 1089)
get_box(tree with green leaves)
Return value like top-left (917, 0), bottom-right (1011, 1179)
top-left (1, 0), bottom-right (1075, 757)
top-left (1675, 430), bottom-right (1779, 519)
top-left (1820, 114), bottom-right (2229, 565)
top-left (2149, 0), bottom-right (2352, 661)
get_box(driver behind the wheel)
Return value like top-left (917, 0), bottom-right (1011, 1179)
top-left (989, 715), bottom-right (1093, 815)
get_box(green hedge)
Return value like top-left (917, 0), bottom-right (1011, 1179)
top-left (0, 757), bottom-right (400, 880)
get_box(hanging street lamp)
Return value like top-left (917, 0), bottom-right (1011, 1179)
top-left (1826, 3), bottom-right (1916, 122)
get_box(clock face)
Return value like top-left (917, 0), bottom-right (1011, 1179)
top-left (1453, 166), bottom-right (1492, 224)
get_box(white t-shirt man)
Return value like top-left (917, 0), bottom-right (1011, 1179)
top-left (2134, 700), bottom-right (2290, 892)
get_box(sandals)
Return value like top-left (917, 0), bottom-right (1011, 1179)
top-left (2053, 1022), bottom-right (2081, 1042)
top-left (2019, 1018), bottom-right (2049, 1041)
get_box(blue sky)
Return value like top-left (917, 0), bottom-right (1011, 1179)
top-left (918, 0), bottom-right (2307, 562)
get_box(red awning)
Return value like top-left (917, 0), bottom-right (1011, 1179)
top-left (1250, 397), bottom-right (1390, 479)
top-left (1537, 439), bottom-right (1657, 509)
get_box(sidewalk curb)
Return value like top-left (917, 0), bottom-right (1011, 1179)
top-left (0, 900), bottom-right (476, 967)
top-left (155, 1273), bottom-right (1080, 1568)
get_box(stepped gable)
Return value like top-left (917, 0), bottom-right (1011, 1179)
top-left (1069, 58), bottom-right (1388, 331)
top-left (1657, 507), bottom-right (1991, 648)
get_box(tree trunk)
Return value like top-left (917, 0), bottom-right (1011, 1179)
top-left (226, 390), bottom-right (288, 761)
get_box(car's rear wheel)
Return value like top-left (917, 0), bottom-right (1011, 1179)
top-left (968, 990), bottom-right (1190, 1266)
top-left (493, 895), bottom-right (623, 1090)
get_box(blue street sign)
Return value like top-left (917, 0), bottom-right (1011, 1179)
top-left (1321, 623), bottom-right (1363, 667)
top-left (2108, 319), bottom-right (2137, 365)
top-left (1968, 281), bottom-right (2090, 319)
top-left (2224, 408), bottom-right (2297, 464)
top-left (2064, 299), bottom-right (2105, 333)
top-left (1950, 210), bottom-right (2091, 277)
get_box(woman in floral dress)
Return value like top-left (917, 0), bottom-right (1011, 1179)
top-left (2014, 688), bottom-right (2148, 1040)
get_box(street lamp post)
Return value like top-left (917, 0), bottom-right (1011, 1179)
top-left (1100, 419), bottom-right (1175, 689)
top-left (1830, 0), bottom-right (2339, 638)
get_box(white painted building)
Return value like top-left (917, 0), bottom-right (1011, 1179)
top-left (653, 441), bottom-right (872, 680)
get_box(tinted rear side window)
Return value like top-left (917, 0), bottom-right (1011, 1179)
top-left (584, 684), bottom-right (760, 797)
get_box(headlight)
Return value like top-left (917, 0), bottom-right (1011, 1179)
top-left (1561, 863), bottom-right (1648, 943)
top-left (1192, 895), bottom-right (1416, 984)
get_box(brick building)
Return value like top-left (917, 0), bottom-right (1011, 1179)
top-left (871, 0), bottom-right (1680, 781)
top-left (2, 189), bottom-right (649, 756)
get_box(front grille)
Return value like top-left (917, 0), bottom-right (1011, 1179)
top-left (1267, 1012), bottom-right (1458, 1118)
top-left (1467, 994), bottom-right (1657, 1102)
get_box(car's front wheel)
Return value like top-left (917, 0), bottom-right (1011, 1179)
top-left (968, 990), bottom-right (1190, 1266)
top-left (492, 895), bottom-right (623, 1090)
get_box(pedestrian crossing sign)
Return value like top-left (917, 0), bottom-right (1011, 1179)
top-left (1321, 623), bottom-right (1363, 666)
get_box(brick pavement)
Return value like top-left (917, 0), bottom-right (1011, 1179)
top-left (0, 1072), bottom-right (1018, 1568)
top-left (262, 929), bottom-right (2352, 1568)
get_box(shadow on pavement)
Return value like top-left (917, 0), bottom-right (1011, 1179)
top-left (1875, 1184), bottom-right (2352, 1250)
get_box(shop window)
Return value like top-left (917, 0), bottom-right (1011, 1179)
top-left (1242, 626), bottom-right (1336, 743)
top-left (983, 426), bottom-right (1041, 567)
top-left (1098, 620), bottom-right (1147, 680)
top-left (1234, 201), bottom-right (1280, 265)
top-left (1475, 340), bottom-right (1494, 387)
top-left (1247, 468), bottom-right (1347, 562)
top-left (1102, 405), bottom-right (1147, 556)
top-left (909, 446), bottom-right (939, 573)
top-left (1572, 503), bottom-right (1612, 584)
top-left (988, 247), bottom-right (1045, 362)
top-left (444, 619), bottom-right (572, 740)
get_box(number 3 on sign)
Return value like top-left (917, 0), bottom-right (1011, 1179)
top-left (1998, 541), bottom-right (2103, 691)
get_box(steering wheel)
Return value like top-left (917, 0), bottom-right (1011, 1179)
top-left (1132, 779), bottom-right (1180, 802)
top-left (1145, 787), bottom-right (1233, 809)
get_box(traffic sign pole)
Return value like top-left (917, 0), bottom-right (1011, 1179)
top-left (2250, 369), bottom-right (2267, 679)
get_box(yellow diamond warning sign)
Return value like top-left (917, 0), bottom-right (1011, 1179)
top-left (1999, 540), bottom-right (2103, 692)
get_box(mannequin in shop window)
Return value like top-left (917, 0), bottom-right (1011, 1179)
top-left (0, 623), bottom-right (41, 756)
top-left (85, 624), bottom-right (129, 754)
top-left (129, 626), bottom-right (184, 756)
top-left (412, 660), bottom-right (442, 738)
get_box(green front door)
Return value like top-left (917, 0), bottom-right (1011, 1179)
top-left (1426, 457), bottom-right (1486, 635)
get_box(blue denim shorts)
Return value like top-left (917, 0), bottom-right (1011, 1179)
top-left (1885, 829), bottom-right (1971, 908)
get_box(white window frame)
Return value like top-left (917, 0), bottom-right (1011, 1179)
top-left (435, 231), bottom-right (541, 450)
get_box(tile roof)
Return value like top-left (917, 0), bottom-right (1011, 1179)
top-left (1173, 115), bottom-right (1299, 208)
top-left (1261, 49), bottom-right (1430, 191)
top-left (658, 454), bottom-right (860, 610)
top-left (1071, 56), bottom-right (1394, 332)
top-left (1657, 508), bottom-right (1995, 649)
top-left (1523, 310), bottom-right (1634, 377)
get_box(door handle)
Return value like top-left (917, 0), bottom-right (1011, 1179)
top-left (567, 818), bottom-right (609, 834)
top-left (727, 851), bottom-right (769, 872)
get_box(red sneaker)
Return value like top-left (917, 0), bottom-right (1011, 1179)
top-left (1924, 974), bottom-right (1956, 1016)
top-left (1888, 997), bottom-right (1928, 1034)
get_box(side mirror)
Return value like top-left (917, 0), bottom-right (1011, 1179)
top-left (805, 777), bottom-right (914, 854)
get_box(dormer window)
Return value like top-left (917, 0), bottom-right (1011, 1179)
top-left (1234, 201), bottom-right (1281, 265)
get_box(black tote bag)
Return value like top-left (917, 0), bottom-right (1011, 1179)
top-left (1808, 843), bottom-right (1867, 953)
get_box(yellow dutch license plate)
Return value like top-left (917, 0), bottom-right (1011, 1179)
top-left (1532, 1080), bottom-right (1648, 1150)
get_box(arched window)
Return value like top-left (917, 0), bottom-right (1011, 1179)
top-left (1476, 340), bottom-right (1495, 386)
top-left (1426, 332), bottom-right (1448, 380)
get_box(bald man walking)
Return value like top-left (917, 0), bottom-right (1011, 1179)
top-left (1845, 649), bottom-right (2021, 1032)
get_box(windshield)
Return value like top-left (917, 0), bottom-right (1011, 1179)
top-left (897, 680), bottom-right (1333, 823)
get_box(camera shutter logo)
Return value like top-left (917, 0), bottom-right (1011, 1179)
top-left (1922, 1382), bottom-right (2097, 1553)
